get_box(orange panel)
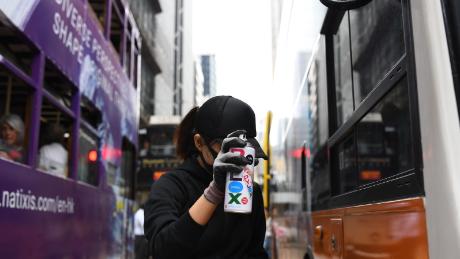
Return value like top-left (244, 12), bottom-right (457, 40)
top-left (312, 198), bottom-right (429, 259)
top-left (330, 218), bottom-right (343, 259)
top-left (312, 209), bottom-right (343, 258)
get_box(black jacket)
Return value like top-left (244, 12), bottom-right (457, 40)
top-left (144, 157), bottom-right (268, 259)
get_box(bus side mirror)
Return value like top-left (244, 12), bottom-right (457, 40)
top-left (319, 0), bottom-right (372, 10)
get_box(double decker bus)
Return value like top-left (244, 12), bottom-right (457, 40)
top-left (136, 116), bottom-right (182, 201)
top-left (272, 0), bottom-right (460, 258)
top-left (0, 0), bottom-right (141, 257)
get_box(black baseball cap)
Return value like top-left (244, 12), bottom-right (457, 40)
top-left (195, 96), bottom-right (268, 159)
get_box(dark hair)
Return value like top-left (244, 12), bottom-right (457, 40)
top-left (174, 107), bottom-right (199, 160)
top-left (42, 124), bottom-right (65, 146)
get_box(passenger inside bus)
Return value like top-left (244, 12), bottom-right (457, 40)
top-left (0, 114), bottom-right (24, 163)
top-left (139, 140), bottom-right (151, 158)
top-left (149, 130), bottom-right (176, 157)
top-left (38, 124), bottom-right (68, 177)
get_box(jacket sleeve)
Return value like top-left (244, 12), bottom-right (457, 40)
top-left (144, 173), bottom-right (205, 258)
top-left (248, 183), bottom-right (269, 259)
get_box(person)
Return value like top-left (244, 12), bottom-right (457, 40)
top-left (0, 114), bottom-right (24, 163)
top-left (144, 96), bottom-right (268, 258)
top-left (38, 124), bottom-right (68, 177)
top-left (263, 208), bottom-right (273, 258)
top-left (134, 204), bottom-right (149, 259)
top-left (139, 140), bottom-right (151, 158)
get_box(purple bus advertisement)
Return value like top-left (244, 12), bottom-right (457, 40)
top-left (0, 0), bottom-right (140, 257)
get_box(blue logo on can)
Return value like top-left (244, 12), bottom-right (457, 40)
top-left (228, 182), bottom-right (244, 193)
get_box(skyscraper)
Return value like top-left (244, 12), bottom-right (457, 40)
top-left (129, 0), bottom-right (194, 119)
top-left (200, 55), bottom-right (216, 97)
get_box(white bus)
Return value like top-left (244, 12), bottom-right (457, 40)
top-left (272, 0), bottom-right (460, 258)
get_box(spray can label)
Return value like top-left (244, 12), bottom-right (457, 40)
top-left (224, 146), bottom-right (255, 213)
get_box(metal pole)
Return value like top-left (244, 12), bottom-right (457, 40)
top-left (263, 111), bottom-right (272, 209)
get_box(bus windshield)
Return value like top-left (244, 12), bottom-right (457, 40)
top-left (137, 123), bottom-right (181, 191)
top-left (142, 125), bottom-right (176, 158)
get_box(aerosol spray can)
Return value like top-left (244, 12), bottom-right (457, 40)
top-left (224, 134), bottom-right (255, 213)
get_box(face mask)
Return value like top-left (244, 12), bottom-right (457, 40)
top-left (198, 141), bottom-right (219, 175)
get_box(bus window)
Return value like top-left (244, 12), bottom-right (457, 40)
top-left (331, 132), bottom-right (357, 195)
top-left (310, 144), bottom-right (330, 210)
top-left (331, 77), bottom-right (414, 194)
top-left (0, 20), bottom-right (38, 76)
top-left (120, 138), bottom-right (135, 198)
top-left (356, 77), bottom-right (413, 186)
top-left (146, 126), bottom-right (176, 157)
top-left (124, 19), bottom-right (134, 80)
top-left (137, 122), bottom-right (181, 191)
top-left (38, 99), bottom-right (72, 178)
top-left (110, 0), bottom-right (124, 57)
top-left (125, 31), bottom-right (132, 80)
top-left (440, 0), bottom-right (460, 118)
top-left (106, 139), bottom-right (135, 198)
top-left (0, 65), bottom-right (32, 164)
top-left (308, 37), bottom-right (330, 210)
top-left (88, 0), bottom-right (107, 30)
top-left (350, 0), bottom-right (405, 104)
top-left (133, 38), bottom-right (140, 89)
top-left (334, 12), bottom-right (354, 127)
top-left (43, 60), bottom-right (75, 109)
top-left (80, 96), bottom-right (102, 129)
top-left (78, 97), bottom-right (102, 186)
top-left (78, 127), bottom-right (99, 186)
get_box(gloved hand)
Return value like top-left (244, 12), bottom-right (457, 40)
top-left (203, 130), bottom-right (250, 205)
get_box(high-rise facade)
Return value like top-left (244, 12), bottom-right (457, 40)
top-left (177, 0), bottom-right (195, 115)
top-left (194, 59), bottom-right (206, 106)
top-left (200, 55), bottom-right (216, 97)
top-left (129, 0), bottom-right (195, 122)
top-left (128, 0), bottom-right (162, 126)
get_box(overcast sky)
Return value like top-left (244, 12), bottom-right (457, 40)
top-left (192, 0), bottom-right (327, 145)
top-left (192, 0), bottom-right (273, 118)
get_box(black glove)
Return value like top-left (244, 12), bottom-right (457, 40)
top-left (203, 130), bottom-right (250, 204)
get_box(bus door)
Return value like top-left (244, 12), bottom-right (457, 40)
top-left (312, 211), bottom-right (344, 258)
